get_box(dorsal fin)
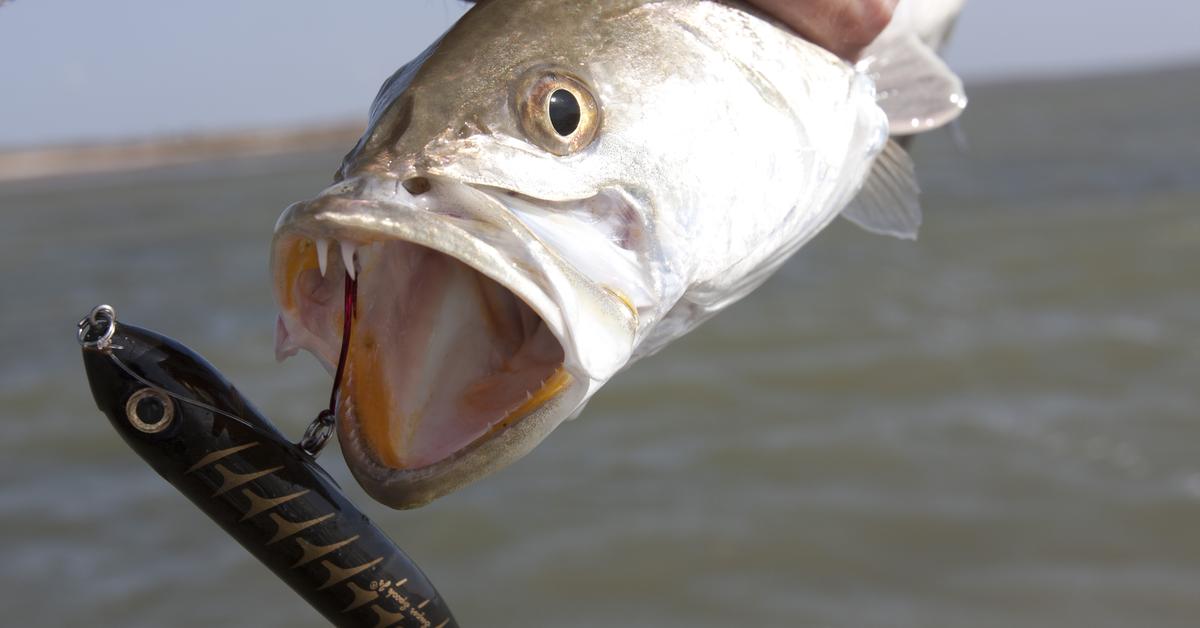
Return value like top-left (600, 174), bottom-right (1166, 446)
top-left (857, 33), bottom-right (967, 136)
top-left (841, 140), bottom-right (921, 240)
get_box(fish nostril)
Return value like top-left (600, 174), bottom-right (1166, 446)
top-left (402, 177), bottom-right (431, 196)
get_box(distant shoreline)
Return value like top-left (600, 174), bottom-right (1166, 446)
top-left (0, 124), bottom-right (363, 183)
top-left (2, 62), bottom-right (1195, 184)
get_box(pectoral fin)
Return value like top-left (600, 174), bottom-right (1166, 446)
top-left (858, 33), bottom-right (967, 136)
top-left (842, 140), bottom-right (921, 240)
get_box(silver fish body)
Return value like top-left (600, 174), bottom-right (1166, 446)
top-left (271, 0), bottom-right (965, 508)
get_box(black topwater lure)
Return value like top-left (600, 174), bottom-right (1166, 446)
top-left (77, 300), bottom-right (458, 628)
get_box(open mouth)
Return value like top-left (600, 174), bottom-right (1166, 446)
top-left (275, 234), bottom-right (569, 470)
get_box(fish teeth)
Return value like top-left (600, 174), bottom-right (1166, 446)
top-left (315, 238), bottom-right (330, 277)
top-left (340, 240), bottom-right (357, 280)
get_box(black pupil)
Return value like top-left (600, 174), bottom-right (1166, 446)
top-left (137, 396), bottom-right (165, 424)
top-left (548, 89), bottom-right (581, 137)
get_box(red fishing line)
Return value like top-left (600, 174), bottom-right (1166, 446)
top-left (328, 271), bottom-right (357, 415)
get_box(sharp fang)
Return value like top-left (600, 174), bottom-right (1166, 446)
top-left (316, 238), bottom-right (330, 277)
top-left (341, 241), bottom-right (357, 280)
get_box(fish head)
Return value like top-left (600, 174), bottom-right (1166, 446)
top-left (272, 0), bottom-right (672, 509)
top-left (272, 0), bottom-right (891, 507)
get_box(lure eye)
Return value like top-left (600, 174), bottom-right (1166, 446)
top-left (125, 388), bottom-right (175, 434)
top-left (516, 69), bottom-right (600, 156)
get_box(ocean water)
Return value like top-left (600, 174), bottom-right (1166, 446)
top-left (2, 67), bottom-right (1198, 627)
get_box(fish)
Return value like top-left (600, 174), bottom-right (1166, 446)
top-left (270, 0), bottom-right (966, 508)
top-left (78, 305), bottom-right (458, 628)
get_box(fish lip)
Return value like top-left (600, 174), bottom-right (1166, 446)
top-left (337, 371), bottom-right (590, 509)
top-left (271, 177), bottom-right (635, 507)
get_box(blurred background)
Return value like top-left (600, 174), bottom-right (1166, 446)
top-left (2, 1), bottom-right (1198, 626)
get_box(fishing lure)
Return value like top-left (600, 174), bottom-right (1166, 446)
top-left (77, 303), bottom-right (458, 628)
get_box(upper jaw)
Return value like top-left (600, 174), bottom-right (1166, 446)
top-left (270, 175), bottom-right (638, 507)
top-left (272, 175), bottom-right (638, 378)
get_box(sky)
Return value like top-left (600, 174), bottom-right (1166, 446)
top-left (1, 0), bottom-right (1198, 148)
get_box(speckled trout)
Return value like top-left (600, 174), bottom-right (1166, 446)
top-left (270, 0), bottom-right (966, 508)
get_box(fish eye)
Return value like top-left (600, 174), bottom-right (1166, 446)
top-left (516, 69), bottom-right (600, 156)
top-left (548, 89), bottom-right (581, 136)
top-left (125, 387), bottom-right (175, 434)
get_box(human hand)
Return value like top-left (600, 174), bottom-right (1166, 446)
top-left (744, 0), bottom-right (898, 59)
top-left (459, 0), bottom-right (897, 61)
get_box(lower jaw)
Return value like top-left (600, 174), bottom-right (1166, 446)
top-left (335, 364), bottom-right (587, 509)
top-left (342, 365), bottom-right (574, 472)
